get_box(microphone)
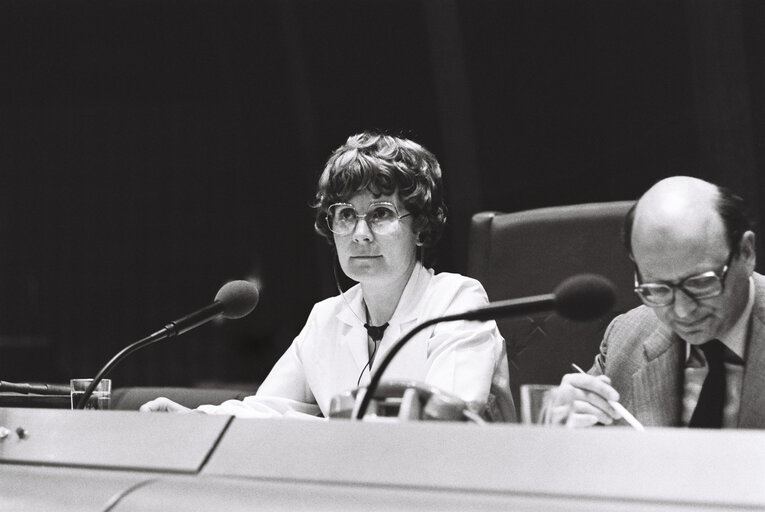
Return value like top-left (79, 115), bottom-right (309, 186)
top-left (162, 280), bottom-right (261, 337)
top-left (456, 273), bottom-right (617, 322)
top-left (0, 381), bottom-right (71, 395)
top-left (354, 273), bottom-right (616, 420)
top-left (75, 280), bottom-right (259, 409)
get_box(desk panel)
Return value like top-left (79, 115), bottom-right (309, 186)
top-left (204, 419), bottom-right (765, 510)
top-left (109, 474), bottom-right (723, 512)
top-left (0, 408), bottom-right (231, 472)
top-left (0, 464), bottom-right (155, 512)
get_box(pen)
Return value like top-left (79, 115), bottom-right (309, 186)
top-left (570, 363), bottom-right (645, 431)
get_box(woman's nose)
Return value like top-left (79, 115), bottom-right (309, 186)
top-left (352, 217), bottom-right (373, 242)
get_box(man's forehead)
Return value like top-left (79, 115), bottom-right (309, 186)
top-left (631, 190), bottom-right (729, 280)
top-left (634, 219), bottom-right (725, 250)
top-left (635, 250), bottom-right (722, 280)
top-left (632, 230), bottom-right (729, 282)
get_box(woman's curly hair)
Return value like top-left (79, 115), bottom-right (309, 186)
top-left (313, 131), bottom-right (447, 251)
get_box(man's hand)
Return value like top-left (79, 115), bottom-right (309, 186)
top-left (139, 397), bottom-right (192, 413)
top-left (548, 373), bottom-right (622, 427)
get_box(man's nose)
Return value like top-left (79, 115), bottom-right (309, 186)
top-left (672, 289), bottom-right (698, 318)
top-left (352, 216), bottom-right (373, 242)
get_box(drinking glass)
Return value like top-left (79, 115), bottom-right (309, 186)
top-left (520, 384), bottom-right (556, 425)
top-left (70, 378), bottom-right (111, 410)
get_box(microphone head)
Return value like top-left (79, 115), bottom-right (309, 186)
top-left (215, 280), bottom-right (260, 319)
top-left (553, 274), bottom-right (616, 321)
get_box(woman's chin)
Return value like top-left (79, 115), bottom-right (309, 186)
top-left (346, 266), bottom-right (399, 286)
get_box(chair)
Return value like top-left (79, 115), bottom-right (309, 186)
top-left (467, 201), bottom-right (640, 412)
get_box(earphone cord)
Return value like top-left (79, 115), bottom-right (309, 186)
top-left (333, 256), bottom-right (364, 324)
top-left (333, 257), bottom-right (379, 387)
top-left (357, 338), bottom-right (379, 387)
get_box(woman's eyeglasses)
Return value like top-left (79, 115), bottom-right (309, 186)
top-left (326, 202), bottom-right (411, 236)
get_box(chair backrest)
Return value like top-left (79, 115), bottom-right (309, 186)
top-left (467, 201), bottom-right (640, 410)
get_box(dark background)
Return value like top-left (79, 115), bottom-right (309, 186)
top-left (1, 0), bottom-right (763, 389)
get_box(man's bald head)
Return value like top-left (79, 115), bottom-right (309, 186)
top-left (632, 177), bottom-right (722, 260)
top-left (624, 176), bottom-right (752, 259)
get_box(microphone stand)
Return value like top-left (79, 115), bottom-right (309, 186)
top-left (74, 302), bottom-right (223, 409)
top-left (353, 313), bottom-right (461, 420)
top-left (74, 329), bottom-right (167, 409)
top-left (353, 294), bottom-right (556, 420)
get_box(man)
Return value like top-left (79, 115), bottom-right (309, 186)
top-left (552, 176), bottom-right (765, 428)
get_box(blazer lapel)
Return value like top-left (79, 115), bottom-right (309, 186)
top-left (336, 285), bottom-right (373, 373)
top-left (739, 277), bottom-right (765, 428)
top-left (375, 263), bottom-right (431, 380)
top-left (630, 329), bottom-right (684, 427)
top-left (341, 263), bottom-right (435, 383)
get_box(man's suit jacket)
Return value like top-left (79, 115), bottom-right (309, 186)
top-left (590, 272), bottom-right (765, 428)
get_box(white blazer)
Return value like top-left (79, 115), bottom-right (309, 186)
top-left (198, 262), bottom-right (509, 418)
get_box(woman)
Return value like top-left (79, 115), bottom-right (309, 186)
top-left (141, 132), bottom-right (510, 418)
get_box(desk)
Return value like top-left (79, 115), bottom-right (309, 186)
top-left (1, 408), bottom-right (764, 511)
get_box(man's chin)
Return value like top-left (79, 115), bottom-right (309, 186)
top-left (673, 323), bottom-right (716, 344)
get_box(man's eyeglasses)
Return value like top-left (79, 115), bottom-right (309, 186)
top-left (326, 202), bottom-right (411, 236)
top-left (633, 251), bottom-right (734, 307)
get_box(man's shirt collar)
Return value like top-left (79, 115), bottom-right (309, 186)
top-left (685, 275), bottom-right (753, 362)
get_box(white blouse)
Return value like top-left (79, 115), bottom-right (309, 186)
top-left (197, 262), bottom-right (509, 418)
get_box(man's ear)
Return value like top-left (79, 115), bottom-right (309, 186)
top-left (740, 230), bottom-right (756, 273)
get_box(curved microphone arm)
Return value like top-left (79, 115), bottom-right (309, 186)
top-left (354, 312), bottom-right (467, 420)
top-left (75, 329), bottom-right (168, 409)
top-left (352, 274), bottom-right (615, 420)
top-left (73, 282), bottom-right (257, 409)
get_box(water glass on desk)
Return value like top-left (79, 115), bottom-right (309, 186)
top-left (70, 378), bottom-right (111, 410)
top-left (519, 384), bottom-right (556, 425)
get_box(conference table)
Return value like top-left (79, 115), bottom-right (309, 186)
top-left (1, 407), bottom-right (764, 511)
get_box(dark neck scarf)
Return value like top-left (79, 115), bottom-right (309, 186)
top-left (364, 306), bottom-right (389, 342)
top-left (364, 322), bottom-right (389, 341)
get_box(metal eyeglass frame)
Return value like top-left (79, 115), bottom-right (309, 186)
top-left (326, 201), bottom-right (412, 236)
top-left (632, 250), bottom-right (734, 307)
